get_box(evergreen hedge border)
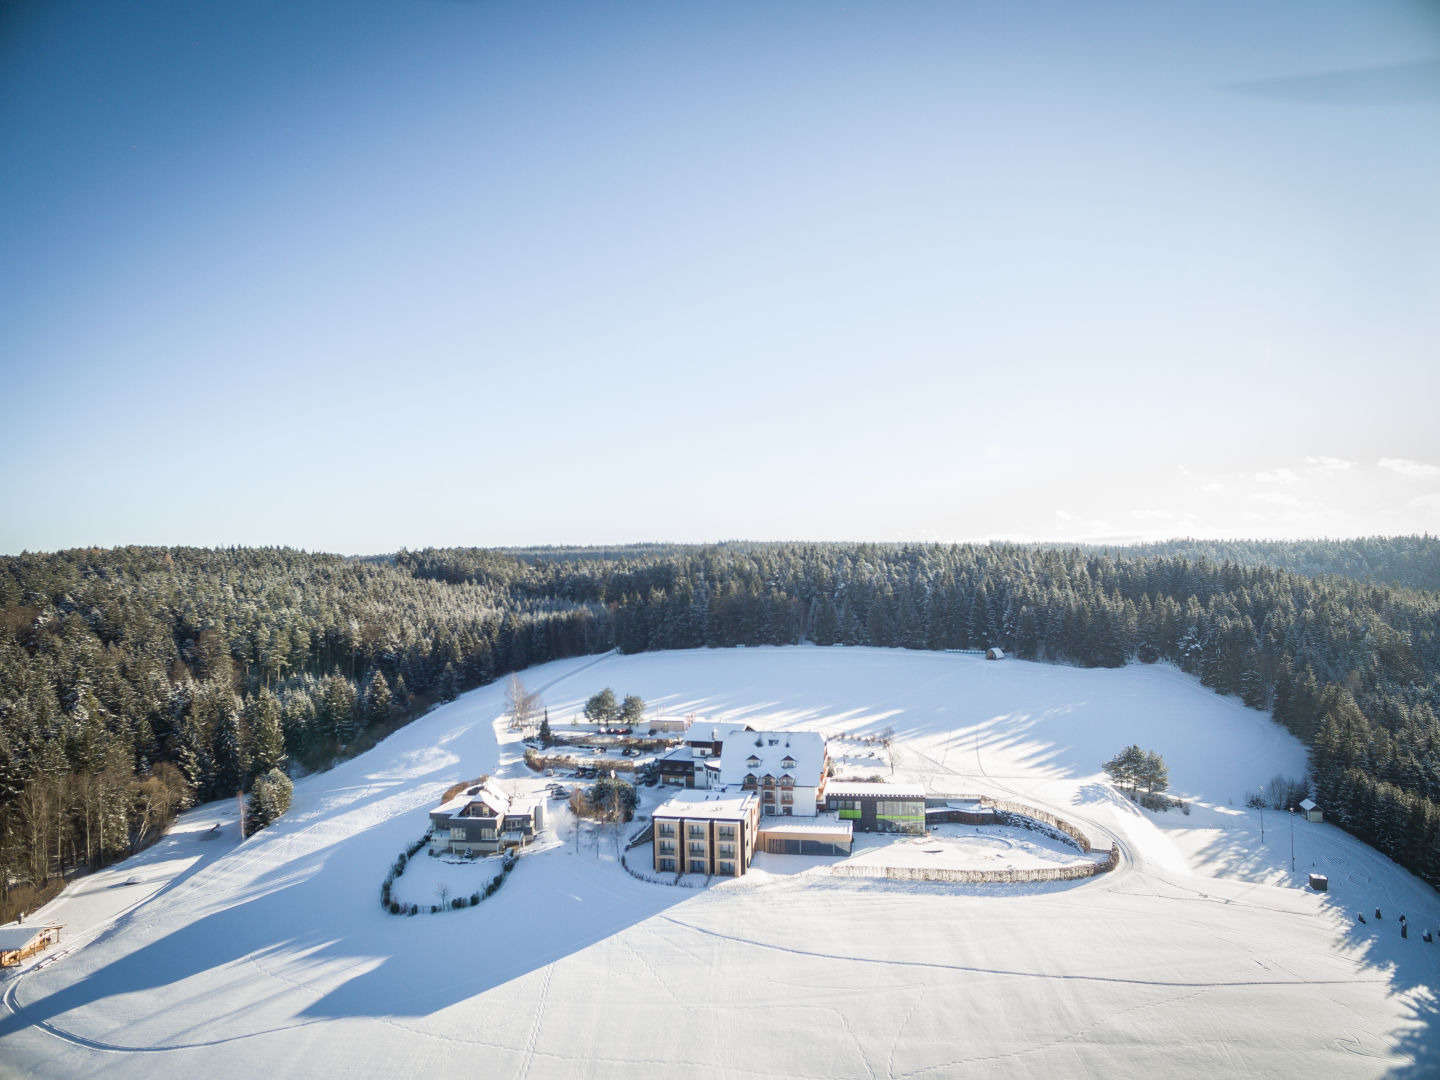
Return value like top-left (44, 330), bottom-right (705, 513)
top-left (379, 834), bottom-right (517, 915)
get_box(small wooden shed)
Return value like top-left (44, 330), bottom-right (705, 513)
top-left (1299, 797), bottom-right (1323, 823)
top-left (0, 924), bottom-right (62, 967)
top-left (985, 647), bottom-right (1006, 661)
top-left (1308, 873), bottom-right (1328, 892)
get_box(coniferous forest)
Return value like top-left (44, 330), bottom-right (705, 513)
top-left (2, 538), bottom-right (1439, 913)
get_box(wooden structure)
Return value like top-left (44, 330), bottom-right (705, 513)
top-left (1308, 873), bottom-right (1329, 892)
top-left (985, 647), bottom-right (1006, 660)
top-left (1299, 798), bottom-right (1323, 823)
top-left (0, 924), bottom-right (62, 967)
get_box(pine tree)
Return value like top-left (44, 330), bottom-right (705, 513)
top-left (364, 670), bottom-right (392, 729)
top-left (246, 767), bottom-right (294, 835)
top-left (322, 674), bottom-right (358, 743)
top-left (212, 701), bottom-right (250, 796)
top-left (247, 689), bottom-right (286, 775)
top-left (584, 689), bottom-right (618, 724)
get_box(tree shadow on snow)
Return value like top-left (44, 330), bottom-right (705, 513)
top-left (0, 825), bottom-right (700, 1048)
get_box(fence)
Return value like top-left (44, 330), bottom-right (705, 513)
top-left (829, 844), bottom-right (1119, 886)
top-left (826, 795), bottom-right (1120, 886)
top-left (619, 847), bottom-right (703, 887)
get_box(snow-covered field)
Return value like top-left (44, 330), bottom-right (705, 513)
top-left (846, 823), bottom-right (1095, 873)
top-left (2, 647), bottom-right (1437, 1079)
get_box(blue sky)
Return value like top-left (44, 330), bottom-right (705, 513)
top-left (3, 0), bottom-right (1438, 553)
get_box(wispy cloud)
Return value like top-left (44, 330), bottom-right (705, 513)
top-left (1379, 458), bottom-right (1440, 478)
top-left (1254, 468), bottom-right (1300, 485)
top-left (1251, 490), bottom-right (1304, 508)
top-left (1410, 493), bottom-right (1440, 512)
top-left (1304, 456), bottom-right (1354, 471)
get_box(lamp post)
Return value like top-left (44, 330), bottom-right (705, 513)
top-left (1289, 807), bottom-right (1295, 873)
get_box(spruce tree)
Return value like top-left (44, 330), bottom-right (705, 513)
top-left (248, 689), bottom-right (286, 775)
top-left (364, 670), bottom-right (392, 729)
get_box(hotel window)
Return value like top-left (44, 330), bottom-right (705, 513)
top-left (658, 841), bottom-right (675, 854)
top-left (659, 858), bottom-right (675, 872)
top-left (688, 843), bottom-right (707, 857)
top-left (716, 825), bottom-right (736, 841)
top-left (718, 861), bottom-right (735, 875)
top-left (718, 843), bottom-right (735, 858)
top-left (657, 822), bottom-right (676, 837)
top-left (688, 825), bottom-right (706, 840)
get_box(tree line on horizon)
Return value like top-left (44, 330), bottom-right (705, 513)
top-left (0, 537), bottom-right (1438, 914)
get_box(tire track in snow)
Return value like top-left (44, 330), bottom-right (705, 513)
top-left (658, 914), bottom-right (1389, 990)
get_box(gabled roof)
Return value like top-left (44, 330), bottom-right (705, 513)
top-left (432, 778), bottom-right (512, 819)
top-left (686, 722), bottom-right (753, 745)
top-left (0, 926), bottom-right (54, 952)
top-left (719, 730), bottom-right (825, 789)
top-left (1299, 798), bottom-right (1317, 812)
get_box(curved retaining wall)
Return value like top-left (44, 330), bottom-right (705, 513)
top-left (982, 798), bottom-right (1092, 853)
top-left (831, 796), bottom-right (1120, 886)
top-left (828, 847), bottom-right (1117, 886)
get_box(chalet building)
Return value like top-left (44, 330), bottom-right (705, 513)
top-left (429, 779), bottom-right (545, 856)
top-left (655, 745), bottom-right (721, 789)
top-left (823, 781), bottom-right (928, 834)
top-left (0, 924), bottom-right (62, 967)
top-left (719, 731), bottom-right (828, 818)
top-left (652, 790), bottom-right (759, 877)
top-left (985, 647), bottom-right (1006, 660)
top-left (685, 723), bottom-right (754, 759)
top-left (657, 724), bottom-right (758, 789)
top-left (1300, 797), bottom-right (1323, 823)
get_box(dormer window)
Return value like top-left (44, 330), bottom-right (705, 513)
top-left (746, 755), bottom-right (760, 768)
top-left (782, 756), bottom-right (795, 769)
top-left (767, 738), bottom-right (778, 746)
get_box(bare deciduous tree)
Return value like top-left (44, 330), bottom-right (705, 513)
top-left (506, 674), bottom-right (543, 733)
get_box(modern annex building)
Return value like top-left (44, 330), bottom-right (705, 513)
top-left (822, 781), bottom-right (928, 834)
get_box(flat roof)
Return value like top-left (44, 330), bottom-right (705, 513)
top-left (652, 790), bottom-right (757, 821)
top-left (756, 814), bottom-right (854, 839)
top-left (825, 781), bottom-right (926, 799)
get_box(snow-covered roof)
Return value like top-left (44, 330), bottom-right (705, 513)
top-left (755, 814), bottom-right (853, 839)
top-left (1299, 798), bottom-right (1317, 811)
top-left (659, 745), bottom-right (695, 763)
top-left (0, 926), bottom-right (50, 951)
top-left (825, 781), bottom-right (926, 799)
top-left (719, 730), bottom-right (826, 788)
top-left (687, 722), bottom-right (753, 745)
top-left (432, 779), bottom-right (514, 819)
top-left (652, 789), bottom-right (757, 821)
